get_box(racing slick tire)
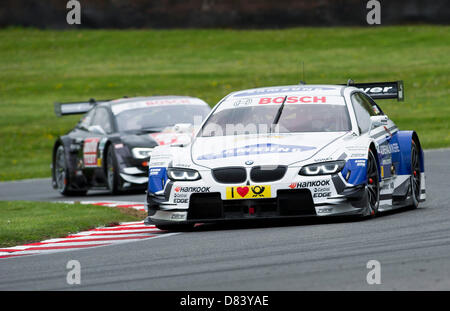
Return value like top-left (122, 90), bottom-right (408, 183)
top-left (155, 223), bottom-right (195, 232)
top-left (105, 144), bottom-right (123, 194)
top-left (364, 149), bottom-right (380, 217)
top-left (409, 139), bottom-right (421, 209)
top-left (53, 145), bottom-right (87, 196)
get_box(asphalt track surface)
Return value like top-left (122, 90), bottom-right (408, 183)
top-left (0, 149), bottom-right (449, 290)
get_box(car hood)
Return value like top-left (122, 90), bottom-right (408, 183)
top-left (122, 131), bottom-right (191, 148)
top-left (191, 132), bottom-right (347, 169)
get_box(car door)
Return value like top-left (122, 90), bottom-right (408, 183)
top-left (360, 92), bottom-right (400, 183)
top-left (81, 106), bottom-right (113, 181)
top-left (351, 92), bottom-right (394, 181)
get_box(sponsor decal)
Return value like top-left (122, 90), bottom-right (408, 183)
top-left (174, 163), bottom-right (191, 168)
top-left (313, 187), bottom-right (331, 193)
top-left (355, 159), bottom-right (366, 167)
top-left (312, 185), bottom-right (331, 198)
top-left (382, 158), bottom-right (392, 165)
top-left (150, 161), bottom-right (168, 166)
top-left (346, 146), bottom-right (367, 151)
top-left (173, 192), bottom-right (189, 204)
top-left (233, 98), bottom-right (252, 107)
top-left (174, 186), bottom-right (211, 193)
top-left (379, 145), bottom-right (390, 155)
top-left (174, 193), bottom-right (188, 198)
top-left (149, 154), bottom-right (171, 166)
top-left (360, 86), bottom-right (392, 94)
top-left (233, 86), bottom-right (335, 97)
top-left (381, 182), bottom-right (394, 191)
top-left (313, 192), bottom-right (331, 198)
top-left (314, 157), bottom-right (333, 162)
top-left (379, 142), bottom-right (400, 155)
top-left (197, 143), bottom-right (316, 160)
top-left (83, 137), bottom-right (100, 168)
top-left (226, 185), bottom-right (271, 199)
top-left (259, 96), bottom-right (327, 105)
top-left (171, 213), bottom-right (187, 220)
top-left (111, 98), bottom-right (204, 115)
top-left (150, 133), bottom-right (179, 146)
top-left (289, 180), bottom-right (331, 189)
top-left (390, 142), bottom-right (400, 153)
top-left (149, 168), bottom-right (162, 175)
top-left (233, 134), bottom-right (286, 142)
top-left (174, 199), bottom-right (189, 204)
top-left (318, 207), bottom-right (333, 214)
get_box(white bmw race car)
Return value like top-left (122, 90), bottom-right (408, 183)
top-left (145, 81), bottom-right (426, 230)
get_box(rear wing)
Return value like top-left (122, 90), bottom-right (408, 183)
top-left (345, 80), bottom-right (404, 101)
top-left (54, 99), bottom-right (110, 117)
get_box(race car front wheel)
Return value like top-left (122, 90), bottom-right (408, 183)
top-left (365, 149), bottom-right (380, 217)
top-left (54, 145), bottom-right (86, 196)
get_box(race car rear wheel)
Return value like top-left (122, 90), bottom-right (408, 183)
top-left (106, 144), bottom-right (122, 194)
top-left (409, 139), bottom-right (421, 209)
top-left (54, 145), bottom-right (87, 196)
top-left (365, 149), bottom-right (380, 217)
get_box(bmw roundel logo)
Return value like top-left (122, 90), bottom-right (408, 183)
top-left (245, 160), bottom-right (254, 165)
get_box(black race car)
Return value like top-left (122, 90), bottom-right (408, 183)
top-left (51, 96), bottom-right (211, 196)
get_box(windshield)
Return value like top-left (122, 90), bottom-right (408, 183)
top-left (116, 105), bottom-right (211, 133)
top-left (200, 97), bottom-right (351, 137)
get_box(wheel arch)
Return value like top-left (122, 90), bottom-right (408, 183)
top-left (102, 140), bottom-right (113, 175)
top-left (411, 131), bottom-right (424, 173)
top-left (368, 141), bottom-right (381, 179)
top-left (51, 137), bottom-right (72, 186)
top-left (396, 130), bottom-right (424, 175)
top-left (51, 139), bottom-right (63, 186)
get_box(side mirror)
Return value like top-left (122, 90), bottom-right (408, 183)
top-left (88, 125), bottom-right (106, 135)
top-left (173, 123), bottom-right (193, 134)
top-left (369, 115), bottom-right (388, 129)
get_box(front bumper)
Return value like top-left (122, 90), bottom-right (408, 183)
top-left (118, 165), bottom-right (149, 189)
top-left (147, 172), bottom-right (368, 224)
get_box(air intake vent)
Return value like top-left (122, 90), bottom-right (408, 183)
top-left (250, 166), bottom-right (287, 182)
top-left (212, 167), bottom-right (247, 184)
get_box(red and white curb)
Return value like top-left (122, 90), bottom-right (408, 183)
top-left (58, 200), bottom-right (147, 212)
top-left (0, 221), bottom-right (176, 259)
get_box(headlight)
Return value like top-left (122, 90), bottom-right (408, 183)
top-left (167, 168), bottom-right (201, 181)
top-left (132, 148), bottom-right (153, 159)
top-left (299, 161), bottom-right (346, 176)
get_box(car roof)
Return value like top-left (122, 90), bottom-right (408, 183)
top-left (228, 84), bottom-right (347, 99)
top-left (98, 96), bottom-right (210, 116)
top-left (98, 95), bottom-right (208, 108)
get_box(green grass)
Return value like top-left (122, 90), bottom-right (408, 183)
top-left (0, 26), bottom-right (449, 181)
top-left (0, 201), bottom-right (145, 248)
